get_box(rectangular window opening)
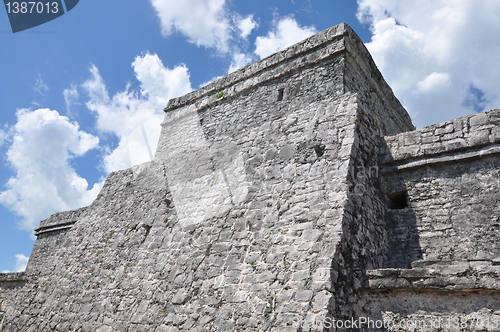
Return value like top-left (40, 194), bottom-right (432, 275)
top-left (277, 88), bottom-right (284, 101)
top-left (387, 191), bottom-right (408, 209)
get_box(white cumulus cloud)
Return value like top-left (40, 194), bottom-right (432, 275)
top-left (82, 53), bottom-right (192, 173)
top-left (0, 108), bottom-right (101, 232)
top-left (254, 16), bottom-right (317, 59)
top-left (149, 0), bottom-right (232, 53)
top-left (14, 254), bottom-right (29, 272)
top-left (1, 254), bottom-right (29, 273)
top-left (0, 53), bottom-right (191, 234)
top-left (148, 0), bottom-right (260, 73)
top-left (416, 72), bottom-right (451, 93)
top-left (357, 0), bottom-right (500, 127)
top-left (237, 15), bottom-right (257, 39)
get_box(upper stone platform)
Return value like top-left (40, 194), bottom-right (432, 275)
top-left (162, 23), bottom-right (414, 136)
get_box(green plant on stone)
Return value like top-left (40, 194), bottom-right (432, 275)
top-left (216, 91), bottom-right (226, 99)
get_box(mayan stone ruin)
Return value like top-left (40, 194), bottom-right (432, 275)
top-left (1, 23), bottom-right (499, 331)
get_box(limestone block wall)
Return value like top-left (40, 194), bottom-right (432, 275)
top-left (1, 20), bottom-right (498, 332)
top-left (3, 163), bottom-right (172, 332)
top-left (1, 23), bottom-right (415, 331)
top-left (324, 97), bottom-right (397, 326)
top-left (156, 92), bottom-right (362, 331)
top-left (354, 109), bottom-right (500, 331)
top-left (359, 290), bottom-right (500, 332)
top-left (1, 94), bottom-right (368, 332)
top-left (0, 273), bottom-right (26, 329)
top-left (381, 108), bottom-right (500, 266)
top-left (384, 156), bottom-right (500, 265)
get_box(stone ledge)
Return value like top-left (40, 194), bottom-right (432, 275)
top-left (34, 220), bottom-right (76, 236)
top-left (381, 142), bottom-right (500, 173)
top-left (364, 261), bottom-right (500, 291)
top-left (381, 108), bottom-right (500, 167)
top-left (36, 206), bottom-right (86, 231)
top-left (0, 272), bottom-right (26, 283)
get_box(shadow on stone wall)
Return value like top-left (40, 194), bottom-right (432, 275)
top-left (324, 129), bottom-right (424, 330)
top-left (384, 195), bottom-right (422, 269)
top-left (379, 133), bottom-right (422, 269)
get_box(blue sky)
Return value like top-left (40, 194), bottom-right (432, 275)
top-left (1, 0), bottom-right (499, 272)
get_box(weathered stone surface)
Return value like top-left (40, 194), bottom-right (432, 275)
top-left (381, 108), bottom-right (500, 164)
top-left (365, 262), bottom-right (500, 291)
top-left (0, 22), bottom-right (499, 332)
